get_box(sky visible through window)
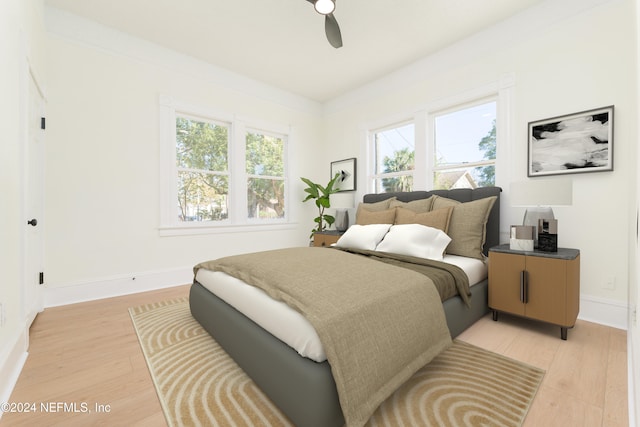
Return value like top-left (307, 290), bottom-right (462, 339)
top-left (376, 123), bottom-right (414, 172)
top-left (376, 102), bottom-right (496, 169)
top-left (435, 102), bottom-right (496, 165)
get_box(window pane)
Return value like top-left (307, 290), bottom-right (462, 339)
top-left (376, 174), bottom-right (413, 193)
top-left (176, 116), bottom-right (228, 172)
top-left (246, 132), bottom-right (284, 176)
top-left (246, 131), bottom-right (285, 220)
top-left (247, 178), bottom-right (285, 219)
top-left (434, 102), bottom-right (496, 167)
top-left (433, 165), bottom-right (495, 190)
top-left (433, 101), bottom-right (496, 189)
top-left (177, 171), bottom-right (228, 221)
top-left (375, 123), bottom-right (415, 175)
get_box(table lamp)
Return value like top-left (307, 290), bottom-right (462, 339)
top-left (331, 192), bottom-right (355, 231)
top-left (510, 179), bottom-right (572, 248)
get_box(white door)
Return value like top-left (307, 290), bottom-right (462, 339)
top-left (23, 69), bottom-right (45, 327)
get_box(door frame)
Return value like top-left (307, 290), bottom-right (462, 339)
top-left (20, 57), bottom-right (46, 329)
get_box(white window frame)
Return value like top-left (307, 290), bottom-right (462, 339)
top-left (429, 96), bottom-right (498, 189)
top-left (364, 75), bottom-right (514, 193)
top-left (159, 95), bottom-right (292, 236)
top-left (241, 122), bottom-right (289, 225)
top-left (175, 111), bottom-right (233, 225)
top-left (369, 120), bottom-right (416, 193)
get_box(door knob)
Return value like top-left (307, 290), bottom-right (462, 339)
top-left (27, 219), bottom-right (38, 226)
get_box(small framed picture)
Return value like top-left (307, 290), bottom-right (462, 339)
top-left (330, 158), bottom-right (356, 192)
top-left (528, 105), bottom-right (614, 177)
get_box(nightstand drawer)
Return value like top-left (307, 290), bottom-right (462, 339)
top-left (313, 232), bottom-right (343, 247)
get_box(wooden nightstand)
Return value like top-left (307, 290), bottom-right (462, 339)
top-left (488, 244), bottom-right (580, 340)
top-left (313, 230), bottom-right (344, 247)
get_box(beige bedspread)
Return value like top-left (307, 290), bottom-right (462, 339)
top-left (334, 247), bottom-right (471, 305)
top-left (194, 247), bottom-right (452, 427)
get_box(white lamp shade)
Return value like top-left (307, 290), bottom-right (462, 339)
top-left (510, 179), bottom-right (573, 207)
top-left (330, 192), bottom-right (354, 209)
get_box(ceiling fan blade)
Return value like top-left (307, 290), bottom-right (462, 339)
top-left (325, 13), bottom-right (343, 48)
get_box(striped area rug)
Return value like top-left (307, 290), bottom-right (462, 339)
top-left (130, 298), bottom-right (544, 427)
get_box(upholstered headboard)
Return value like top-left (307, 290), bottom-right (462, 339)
top-left (362, 187), bottom-right (502, 256)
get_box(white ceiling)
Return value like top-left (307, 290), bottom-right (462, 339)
top-left (44, 0), bottom-right (547, 103)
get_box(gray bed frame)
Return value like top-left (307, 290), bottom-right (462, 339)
top-left (190, 187), bottom-right (501, 427)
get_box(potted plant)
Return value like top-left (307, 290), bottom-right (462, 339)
top-left (301, 173), bottom-right (341, 238)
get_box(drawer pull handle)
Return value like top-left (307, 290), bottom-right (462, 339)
top-left (520, 270), bottom-right (529, 304)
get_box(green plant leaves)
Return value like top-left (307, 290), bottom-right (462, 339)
top-left (301, 173), bottom-right (342, 237)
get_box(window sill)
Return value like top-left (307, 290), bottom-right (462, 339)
top-left (159, 222), bottom-right (298, 237)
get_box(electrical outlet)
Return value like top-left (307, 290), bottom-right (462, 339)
top-left (604, 276), bottom-right (616, 290)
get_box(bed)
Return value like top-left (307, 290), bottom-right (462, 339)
top-left (189, 187), bottom-right (501, 427)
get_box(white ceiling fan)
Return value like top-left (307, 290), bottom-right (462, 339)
top-left (306, 0), bottom-right (342, 48)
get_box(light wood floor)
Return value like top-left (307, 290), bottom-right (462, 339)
top-left (458, 312), bottom-right (628, 427)
top-left (1, 285), bottom-right (629, 427)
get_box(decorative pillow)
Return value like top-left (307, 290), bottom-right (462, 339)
top-left (388, 197), bottom-right (433, 213)
top-left (356, 207), bottom-right (397, 225)
top-left (395, 206), bottom-right (453, 232)
top-left (431, 195), bottom-right (497, 260)
top-left (355, 198), bottom-right (396, 224)
top-left (375, 224), bottom-right (451, 261)
top-left (334, 224), bottom-right (392, 251)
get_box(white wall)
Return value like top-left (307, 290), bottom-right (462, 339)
top-left (322, 0), bottom-right (636, 328)
top-left (42, 9), bottom-right (325, 304)
top-left (0, 0), bottom-right (46, 406)
top-left (630, 1), bottom-right (640, 424)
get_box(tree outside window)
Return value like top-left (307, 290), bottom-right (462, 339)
top-left (246, 131), bottom-right (286, 220)
top-left (176, 116), bottom-right (229, 222)
top-left (161, 97), bottom-right (291, 233)
top-left (373, 123), bottom-right (415, 193)
top-left (381, 147), bottom-right (414, 192)
top-left (433, 101), bottom-right (496, 190)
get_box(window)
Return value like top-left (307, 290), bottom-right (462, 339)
top-left (245, 130), bottom-right (286, 220)
top-left (371, 122), bottom-right (415, 193)
top-left (432, 100), bottom-right (496, 190)
top-left (366, 78), bottom-right (511, 194)
top-left (176, 115), bottom-right (230, 222)
top-left (160, 96), bottom-right (289, 234)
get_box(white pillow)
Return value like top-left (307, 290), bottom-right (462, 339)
top-left (334, 224), bottom-right (392, 251)
top-left (375, 224), bottom-right (452, 261)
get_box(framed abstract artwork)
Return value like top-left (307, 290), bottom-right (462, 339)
top-left (528, 105), bottom-right (614, 177)
top-left (330, 157), bottom-right (356, 192)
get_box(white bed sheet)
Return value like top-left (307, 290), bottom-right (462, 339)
top-left (195, 254), bottom-right (487, 363)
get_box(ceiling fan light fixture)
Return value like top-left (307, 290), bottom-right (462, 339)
top-left (314, 0), bottom-right (335, 15)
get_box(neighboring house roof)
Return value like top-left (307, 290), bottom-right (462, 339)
top-left (435, 170), bottom-right (478, 189)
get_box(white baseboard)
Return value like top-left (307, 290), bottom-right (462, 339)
top-left (0, 327), bottom-right (29, 420)
top-left (578, 294), bottom-right (628, 330)
top-left (43, 267), bottom-right (193, 308)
